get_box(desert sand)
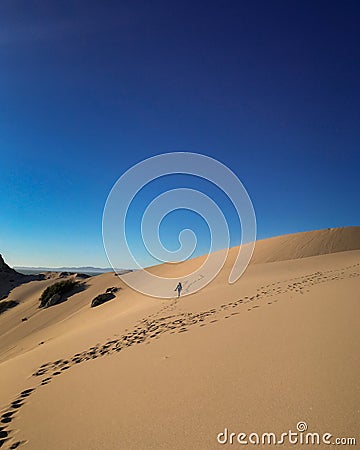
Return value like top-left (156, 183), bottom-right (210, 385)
top-left (0, 227), bottom-right (359, 449)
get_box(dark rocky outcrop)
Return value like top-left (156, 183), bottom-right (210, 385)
top-left (91, 292), bottom-right (115, 308)
top-left (59, 272), bottom-right (73, 278)
top-left (91, 286), bottom-right (121, 307)
top-left (74, 273), bottom-right (91, 279)
top-left (0, 254), bottom-right (45, 301)
top-left (0, 254), bottom-right (18, 274)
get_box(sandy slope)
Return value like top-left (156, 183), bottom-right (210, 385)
top-left (0, 227), bottom-right (359, 449)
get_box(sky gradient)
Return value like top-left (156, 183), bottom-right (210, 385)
top-left (1, 0), bottom-right (359, 268)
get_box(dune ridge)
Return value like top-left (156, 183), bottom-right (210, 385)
top-left (251, 226), bottom-right (360, 264)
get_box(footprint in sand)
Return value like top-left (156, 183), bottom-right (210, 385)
top-left (10, 401), bottom-right (24, 410)
top-left (1, 411), bottom-right (16, 424)
top-left (19, 389), bottom-right (35, 399)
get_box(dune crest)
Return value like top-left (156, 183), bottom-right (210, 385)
top-left (0, 227), bottom-right (359, 449)
top-left (251, 226), bottom-right (360, 264)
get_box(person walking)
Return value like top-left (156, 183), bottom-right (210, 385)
top-left (175, 282), bottom-right (183, 297)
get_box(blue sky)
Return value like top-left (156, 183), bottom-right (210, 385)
top-left (0, 0), bottom-right (359, 268)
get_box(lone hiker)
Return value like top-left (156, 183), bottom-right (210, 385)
top-left (175, 282), bottom-right (183, 297)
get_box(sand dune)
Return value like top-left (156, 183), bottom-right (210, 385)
top-left (132, 227), bottom-right (360, 296)
top-left (0, 227), bottom-right (359, 449)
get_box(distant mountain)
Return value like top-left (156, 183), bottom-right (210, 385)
top-left (14, 266), bottom-right (131, 276)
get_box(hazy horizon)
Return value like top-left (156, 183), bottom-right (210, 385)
top-left (6, 225), bottom-right (359, 269)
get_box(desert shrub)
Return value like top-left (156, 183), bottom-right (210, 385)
top-left (106, 286), bottom-right (119, 294)
top-left (39, 279), bottom-right (79, 308)
top-left (0, 299), bottom-right (19, 315)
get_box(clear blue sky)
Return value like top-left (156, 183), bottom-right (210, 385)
top-left (0, 0), bottom-right (359, 268)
